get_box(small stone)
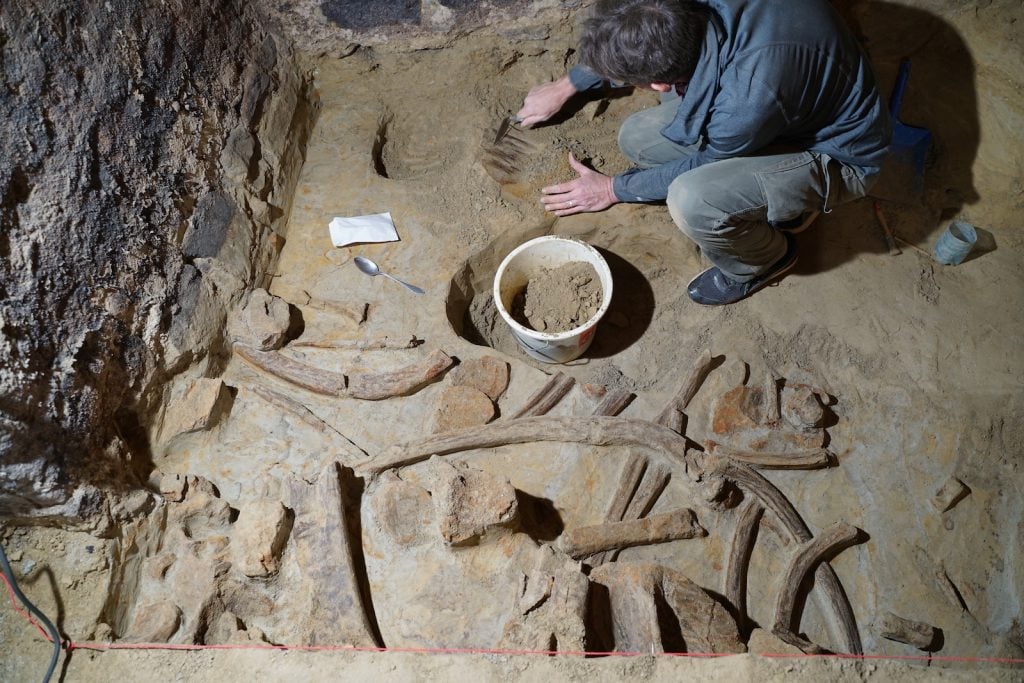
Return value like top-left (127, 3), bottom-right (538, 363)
top-left (227, 288), bottom-right (292, 351)
top-left (580, 383), bottom-right (608, 401)
top-left (426, 458), bottom-right (519, 545)
top-left (145, 552), bottom-right (177, 580)
top-left (932, 477), bottom-right (970, 513)
top-left (781, 384), bottom-right (824, 429)
top-left (125, 601), bottom-right (182, 643)
top-left (877, 612), bottom-right (938, 650)
top-left (161, 379), bottom-right (233, 440)
top-left (747, 628), bottom-right (804, 655)
top-left (187, 475), bottom-right (219, 498)
top-left (231, 500), bottom-right (293, 577)
top-left (268, 231), bottom-right (286, 252)
top-left (110, 489), bottom-right (156, 520)
top-left (432, 385), bottom-right (496, 433)
top-left (159, 473), bottom-right (188, 502)
top-left (91, 622), bottom-right (115, 641)
top-left (449, 356), bottom-right (510, 401)
top-left (205, 611), bottom-right (246, 645)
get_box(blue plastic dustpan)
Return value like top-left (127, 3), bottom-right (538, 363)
top-left (888, 59), bottom-right (932, 193)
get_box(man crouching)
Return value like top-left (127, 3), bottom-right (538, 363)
top-left (517, 0), bottom-right (891, 305)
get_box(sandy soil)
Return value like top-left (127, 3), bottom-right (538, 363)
top-left (3, 4), bottom-right (1023, 680)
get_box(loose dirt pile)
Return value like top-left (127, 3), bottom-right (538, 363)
top-left (511, 261), bottom-right (602, 333)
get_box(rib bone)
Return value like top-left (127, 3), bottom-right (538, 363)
top-left (772, 521), bottom-right (863, 648)
top-left (235, 344), bottom-right (452, 400)
top-left (359, 416), bottom-right (692, 475)
top-left (655, 348), bottom-right (713, 426)
top-left (510, 372), bottom-right (576, 418)
top-left (724, 499), bottom-right (764, 637)
top-left (714, 460), bottom-right (863, 654)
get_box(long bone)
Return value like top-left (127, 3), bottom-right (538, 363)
top-left (358, 416), bottom-right (692, 475)
top-left (558, 508), bottom-right (705, 560)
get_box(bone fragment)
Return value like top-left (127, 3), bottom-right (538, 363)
top-left (590, 562), bottom-right (745, 654)
top-left (605, 453), bottom-right (647, 524)
top-left (559, 508), bottom-right (704, 560)
top-left (715, 460), bottom-right (863, 654)
top-left (348, 350), bottom-right (454, 400)
top-left (236, 344), bottom-right (348, 395)
top-left (602, 463), bottom-right (673, 563)
top-left (592, 387), bottom-right (634, 417)
top-left (291, 335), bottom-right (422, 350)
top-left (655, 348), bottom-right (713, 425)
top-left (622, 463), bottom-right (671, 521)
top-left (934, 562), bottom-right (970, 612)
top-left (772, 521), bottom-right (863, 647)
top-left (877, 612), bottom-right (938, 650)
top-left (713, 447), bottom-right (833, 470)
top-left (293, 290), bottom-right (367, 325)
top-left (725, 499), bottom-right (764, 637)
top-left (762, 370), bottom-right (780, 427)
top-left (931, 476), bottom-right (970, 513)
top-left (248, 385), bottom-right (368, 460)
top-left (662, 408), bottom-right (685, 435)
top-left (287, 462), bottom-right (379, 646)
top-left (509, 372), bottom-right (576, 418)
top-left (235, 344), bottom-right (452, 400)
top-left (360, 416), bottom-right (691, 475)
top-left (588, 453), bottom-right (647, 566)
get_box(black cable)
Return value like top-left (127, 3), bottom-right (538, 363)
top-left (0, 540), bottom-right (63, 683)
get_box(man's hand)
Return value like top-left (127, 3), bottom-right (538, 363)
top-left (516, 76), bottom-right (577, 128)
top-left (541, 153), bottom-right (619, 217)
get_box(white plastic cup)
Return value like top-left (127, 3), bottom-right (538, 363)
top-left (493, 236), bottom-right (613, 364)
top-left (932, 220), bottom-right (977, 265)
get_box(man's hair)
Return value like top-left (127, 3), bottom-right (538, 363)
top-left (578, 0), bottom-right (710, 85)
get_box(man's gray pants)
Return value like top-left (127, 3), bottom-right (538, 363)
top-left (618, 98), bottom-right (875, 282)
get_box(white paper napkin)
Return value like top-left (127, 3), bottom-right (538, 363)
top-left (328, 212), bottom-right (399, 247)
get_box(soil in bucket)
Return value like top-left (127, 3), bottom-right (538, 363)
top-left (510, 261), bottom-right (603, 333)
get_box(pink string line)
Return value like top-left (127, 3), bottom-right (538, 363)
top-left (2, 571), bottom-right (53, 642)
top-left (7, 575), bottom-right (1023, 665)
top-left (62, 641), bottom-right (1024, 665)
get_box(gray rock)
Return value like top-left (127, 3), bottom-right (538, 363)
top-left (160, 378), bottom-right (233, 440)
top-left (498, 545), bottom-right (588, 652)
top-left (182, 191), bottom-right (235, 259)
top-left (589, 562), bottom-right (745, 654)
top-left (426, 458), bottom-right (519, 545)
top-left (125, 601), bottom-right (182, 643)
top-left (227, 288), bottom-right (292, 351)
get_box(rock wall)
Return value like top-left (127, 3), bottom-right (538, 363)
top-left (0, 0), bottom-right (316, 515)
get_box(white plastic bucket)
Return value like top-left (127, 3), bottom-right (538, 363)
top-left (493, 236), bottom-right (613, 364)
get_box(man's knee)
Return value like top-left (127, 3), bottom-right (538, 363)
top-left (617, 116), bottom-right (647, 165)
top-left (667, 175), bottom-right (725, 240)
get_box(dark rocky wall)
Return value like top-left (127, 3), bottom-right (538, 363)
top-left (0, 0), bottom-right (315, 515)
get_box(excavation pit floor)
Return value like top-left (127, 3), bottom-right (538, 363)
top-left (3, 15), bottom-right (1024, 680)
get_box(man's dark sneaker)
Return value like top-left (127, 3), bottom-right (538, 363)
top-left (771, 210), bottom-right (820, 234)
top-left (687, 237), bottom-right (799, 306)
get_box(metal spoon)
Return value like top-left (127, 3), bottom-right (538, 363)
top-left (353, 256), bottom-right (425, 294)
